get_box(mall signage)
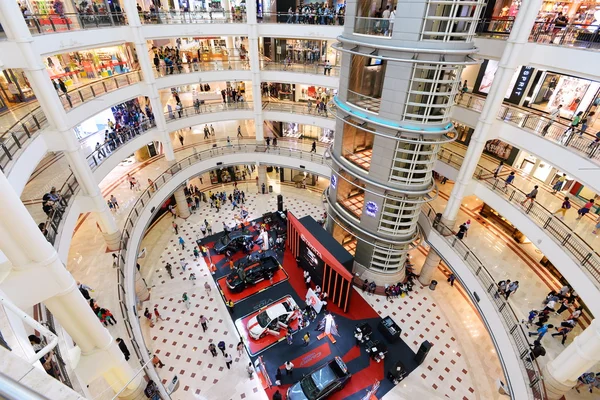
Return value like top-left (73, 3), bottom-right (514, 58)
top-left (365, 201), bottom-right (378, 217)
top-left (330, 174), bottom-right (337, 189)
top-left (508, 66), bottom-right (534, 105)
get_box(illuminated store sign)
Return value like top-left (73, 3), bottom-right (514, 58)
top-left (365, 201), bottom-right (378, 217)
top-left (330, 174), bottom-right (337, 189)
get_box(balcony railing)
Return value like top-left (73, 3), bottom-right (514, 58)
top-left (41, 172), bottom-right (79, 246)
top-left (260, 61), bottom-right (340, 76)
top-left (0, 106), bottom-right (49, 172)
top-left (263, 101), bottom-right (331, 118)
top-left (353, 16), bottom-right (394, 37)
top-left (421, 204), bottom-right (547, 400)
top-left (257, 11), bottom-right (344, 25)
top-left (436, 147), bottom-right (600, 289)
top-left (347, 90), bottom-right (382, 113)
top-left (24, 12), bottom-right (127, 35)
top-left (455, 93), bottom-right (600, 161)
top-left (59, 71), bottom-right (143, 111)
top-left (164, 101), bottom-right (252, 121)
top-left (154, 56), bottom-right (250, 78)
top-left (140, 10), bottom-right (245, 24)
top-left (86, 120), bottom-right (156, 171)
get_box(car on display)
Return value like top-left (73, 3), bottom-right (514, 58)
top-left (226, 254), bottom-right (281, 292)
top-left (247, 298), bottom-right (298, 340)
top-left (213, 230), bottom-right (254, 254)
top-left (287, 357), bottom-right (351, 400)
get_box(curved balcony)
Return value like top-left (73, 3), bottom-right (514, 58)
top-left (262, 101), bottom-right (335, 130)
top-left (419, 204), bottom-right (541, 400)
top-left (24, 12), bottom-right (127, 35)
top-left (0, 106), bottom-right (48, 174)
top-left (140, 11), bottom-right (247, 38)
top-left (163, 102), bottom-right (254, 131)
top-left (260, 61), bottom-right (340, 76)
top-left (434, 147), bottom-right (600, 314)
top-left (256, 12), bottom-right (343, 40)
top-left (454, 93), bottom-right (600, 192)
top-left (141, 10), bottom-right (245, 25)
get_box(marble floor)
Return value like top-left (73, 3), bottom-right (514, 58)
top-left (15, 117), bottom-right (598, 399)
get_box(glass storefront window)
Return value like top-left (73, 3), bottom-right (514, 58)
top-left (0, 69), bottom-right (36, 107)
top-left (341, 120), bottom-right (374, 172)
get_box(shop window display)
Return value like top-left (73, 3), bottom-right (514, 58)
top-left (44, 44), bottom-right (136, 90)
top-left (263, 38), bottom-right (338, 65)
top-left (0, 69), bottom-right (36, 107)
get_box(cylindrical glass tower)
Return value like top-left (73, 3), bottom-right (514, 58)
top-left (327, 0), bottom-right (483, 284)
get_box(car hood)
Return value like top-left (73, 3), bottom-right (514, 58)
top-left (287, 382), bottom-right (309, 400)
top-left (247, 317), bottom-right (262, 336)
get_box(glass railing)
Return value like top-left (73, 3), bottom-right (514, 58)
top-left (257, 11), bottom-right (344, 25)
top-left (262, 101), bottom-right (331, 117)
top-left (420, 203), bottom-right (547, 400)
top-left (154, 57), bottom-right (250, 78)
top-left (475, 17), bottom-right (514, 38)
top-left (60, 71), bottom-right (143, 111)
top-left (347, 90), bottom-right (382, 113)
top-left (455, 93), bottom-right (600, 161)
top-left (86, 120), bottom-right (156, 171)
top-left (164, 101), bottom-right (252, 121)
top-left (260, 61), bottom-right (339, 76)
top-left (0, 106), bottom-right (49, 172)
top-left (529, 21), bottom-right (600, 50)
top-left (436, 147), bottom-right (600, 289)
top-left (140, 10), bottom-right (245, 24)
top-left (113, 143), bottom-right (324, 400)
top-left (41, 172), bottom-right (79, 246)
top-left (353, 16), bottom-right (394, 37)
top-left (25, 12), bottom-right (127, 35)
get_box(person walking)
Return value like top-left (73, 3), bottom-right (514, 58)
top-left (237, 125), bottom-right (243, 137)
top-left (503, 171), bottom-right (516, 191)
top-left (310, 140), bottom-right (316, 153)
top-left (144, 307), bottom-right (154, 327)
top-left (551, 174), bottom-right (567, 194)
top-left (152, 353), bottom-right (165, 368)
top-left (275, 368), bottom-right (283, 385)
top-left (592, 215), bottom-right (600, 234)
top-left (286, 332), bottom-right (293, 345)
top-left (154, 307), bottom-right (165, 321)
top-left (505, 281), bottom-right (519, 300)
top-left (178, 236), bottom-right (185, 250)
top-left (116, 338), bottom-right (130, 361)
top-left (302, 332), bottom-right (310, 346)
top-left (208, 343), bottom-right (218, 357)
top-left (551, 325), bottom-right (572, 345)
top-left (541, 104), bottom-right (562, 136)
top-left (218, 341), bottom-right (226, 356)
top-left (493, 161), bottom-right (504, 179)
top-left (552, 197), bottom-right (571, 220)
top-left (528, 323), bottom-right (554, 340)
top-left (224, 353), bottom-right (233, 369)
top-left (178, 133), bottom-right (184, 146)
top-left (110, 195), bottom-right (119, 209)
top-left (204, 281), bottom-right (211, 295)
top-left (447, 273), bottom-right (456, 287)
top-left (173, 221), bottom-right (178, 235)
top-left (455, 222), bottom-right (468, 240)
top-left (210, 124), bottom-right (215, 136)
top-left (182, 292), bottom-right (190, 309)
top-left (576, 199), bottom-right (595, 220)
top-left (529, 340), bottom-right (546, 360)
top-left (193, 248), bottom-right (200, 259)
top-left (563, 111), bottom-right (583, 142)
top-left (165, 262), bottom-right (173, 279)
top-left (199, 315), bottom-right (208, 332)
top-left (237, 341), bottom-right (244, 357)
top-left (284, 361), bottom-right (294, 376)
top-left (520, 185), bottom-right (539, 206)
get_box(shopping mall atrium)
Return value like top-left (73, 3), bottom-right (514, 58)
top-left (1, 0), bottom-right (600, 399)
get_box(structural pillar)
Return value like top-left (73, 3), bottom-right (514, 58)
top-left (418, 249), bottom-right (441, 286)
top-left (441, 0), bottom-right (543, 228)
top-left (542, 319), bottom-right (600, 399)
top-left (245, 0), bottom-right (264, 141)
top-left (257, 165), bottom-right (268, 194)
top-left (122, 0), bottom-right (176, 162)
top-left (0, 172), bottom-right (142, 397)
top-left (173, 185), bottom-right (191, 219)
top-left (529, 157), bottom-right (542, 178)
top-left (134, 269), bottom-right (150, 304)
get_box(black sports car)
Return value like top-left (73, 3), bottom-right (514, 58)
top-left (213, 230), bottom-right (254, 254)
top-left (226, 254), bottom-right (280, 292)
top-left (287, 357), bottom-right (351, 400)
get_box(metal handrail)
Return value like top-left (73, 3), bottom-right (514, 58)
top-left (353, 16), bottom-right (394, 37)
top-left (140, 10), bottom-right (246, 24)
top-left (60, 71), bottom-right (143, 111)
top-left (260, 61), bottom-right (340, 76)
top-left (257, 11), bottom-right (344, 25)
top-left (164, 101), bottom-right (252, 120)
top-left (24, 12), bottom-right (127, 35)
top-left (436, 146), bottom-right (600, 288)
top-left (0, 106), bottom-right (48, 172)
top-left (262, 101), bottom-right (332, 118)
top-left (85, 120), bottom-right (156, 171)
top-left (113, 144), bottom-right (325, 400)
top-left (455, 93), bottom-right (600, 160)
top-left (42, 173), bottom-right (79, 246)
top-left (153, 59), bottom-right (250, 77)
top-left (420, 203), bottom-right (547, 400)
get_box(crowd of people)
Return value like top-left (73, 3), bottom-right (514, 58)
top-left (283, 4), bottom-right (345, 25)
top-left (152, 43), bottom-right (248, 77)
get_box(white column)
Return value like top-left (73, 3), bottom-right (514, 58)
top-left (543, 319), bottom-right (600, 399)
top-left (0, 172), bottom-right (141, 396)
top-left (245, 0), bottom-right (264, 141)
top-left (442, 0), bottom-right (543, 227)
top-left (0, 1), bottom-right (121, 249)
top-left (257, 165), bottom-right (268, 194)
top-left (173, 186), bottom-right (191, 219)
top-left (122, 0), bottom-right (176, 162)
top-left (418, 249), bottom-right (441, 286)
top-left (529, 157), bottom-right (541, 177)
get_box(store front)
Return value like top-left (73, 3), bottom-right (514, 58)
top-left (45, 44), bottom-right (137, 89)
top-left (261, 38), bottom-right (339, 65)
top-left (471, 59), bottom-right (535, 106)
top-left (262, 82), bottom-right (335, 102)
top-left (265, 121), bottom-right (333, 143)
top-left (453, 122), bottom-right (520, 165)
top-left (0, 68), bottom-right (36, 111)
